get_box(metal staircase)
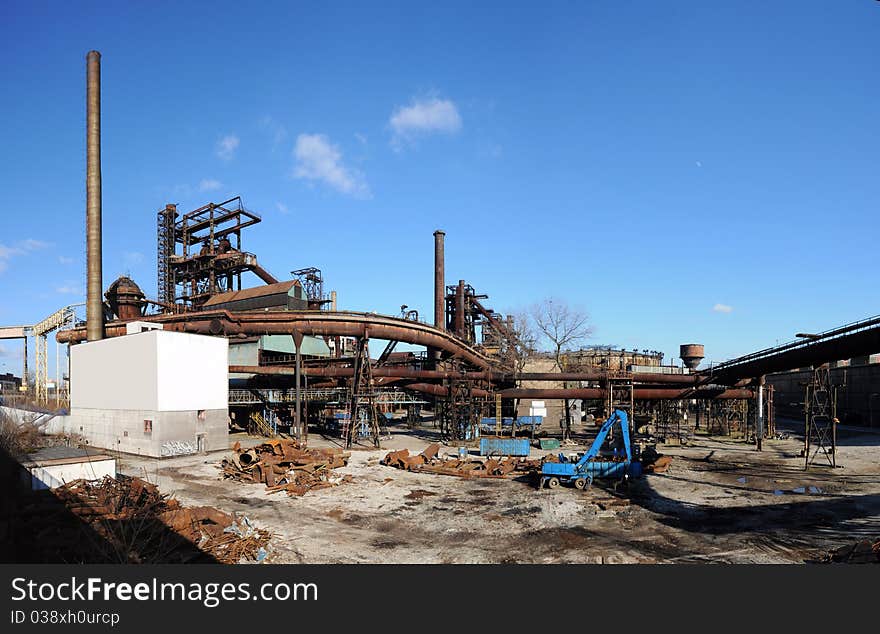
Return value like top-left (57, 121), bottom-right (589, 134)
top-left (248, 409), bottom-right (275, 437)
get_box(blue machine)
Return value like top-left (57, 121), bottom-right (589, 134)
top-left (539, 409), bottom-right (641, 490)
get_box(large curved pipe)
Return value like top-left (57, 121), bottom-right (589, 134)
top-left (57, 309), bottom-right (494, 369)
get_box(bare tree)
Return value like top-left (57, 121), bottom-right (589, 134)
top-left (529, 298), bottom-right (593, 369)
top-left (528, 298), bottom-right (593, 440)
top-left (501, 311), bottom-right (537, 374)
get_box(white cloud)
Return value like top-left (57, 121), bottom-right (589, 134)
top-left (123, 251), bottom-right (144, 266)
top-left (56, 284), bottom-right (83, 295)
top-left (293, 133), bottom-right (370, 198)
top-left (713, 303), bottom-right (733, 314)
top-left (354, 132), bottom-right (368, 145)
top-left (259, 116), bottom-right (288, 148)
top-left (0, 239), bottom-right (49, 274)
top-left (216, 134), bottom-right (240, 160)
top-left (19, 239), bottom-right (49, 250)
top-left (199, 178), bottom-right (223, 192)
top-left (58, 256), bottom-right (75, 265)
top-left (0, 344), bottom-right (10, 357)
top-left (275, 202), bottom-right (289, 214)
top-left (389, 97), bottom-right (462, 147)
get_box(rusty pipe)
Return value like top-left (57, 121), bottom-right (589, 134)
top-left (497, 388), bottom-right (755, 400)
top-left (403, 383), bottom-right (490, 398)
top-left (455, 279), bottom-right (465, 337)
top-left (250, 263), bottom-right (279, 285)
top-left (285, 366), bottom-right (705, 385)
top-left (59, 309), bottom-right (493, 368)
top-left (228, 367), bottom-right (751, 399)
top-left (86, 50), bottom-right (104, 341)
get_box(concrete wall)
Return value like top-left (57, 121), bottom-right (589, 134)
top-left (766, 362), bottom-right (880, 427)
top-left (67, 409), bottom-right (228, 456)
top-left (72, 330), bottom-right (227, 411)
top-left (71, 331), bottom-right (158, 410)
top-left (514, 357), bottom-right (588, 430)
top-left (22, 457), bottom-right (116, 490)
top-left (155, 332), bottom-right (227, 410)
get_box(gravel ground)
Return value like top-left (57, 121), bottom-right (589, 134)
top-left (116, 421), bottom-right (880, 564)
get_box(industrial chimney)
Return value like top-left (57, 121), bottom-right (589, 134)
top-left (433, 230), bottom-right (445, 329)
top-left (86, 50), bottom-right (104, 341)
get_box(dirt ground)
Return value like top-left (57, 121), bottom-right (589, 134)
top-left (117, 419), bottom-right (880, 564)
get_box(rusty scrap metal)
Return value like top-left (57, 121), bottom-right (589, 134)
top-left (820, 538), bottom-right (880, 564)
top-left (221, 439), bottom-right (352, 496)
top-left (26, 474), bottom-right (269, 563)
top-left (381, 444), bottom-right (535, 479)
top-left (643, 455), bottom-right (673, 474)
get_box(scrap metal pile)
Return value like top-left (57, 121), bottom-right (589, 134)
top-left (821, 538), bottom-right (880, 564)
top-left (20, 474), bottom-right (269, 564)
top-left (221, 439), bottom-right (352, 496)
top-left (382, 443), bottom-right (538, 479)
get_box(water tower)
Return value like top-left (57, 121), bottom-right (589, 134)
top-left (679, 344), bottom-right (705, 371)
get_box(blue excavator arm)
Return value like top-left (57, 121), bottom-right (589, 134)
top-left (574, 409), bottom-right (630, 469)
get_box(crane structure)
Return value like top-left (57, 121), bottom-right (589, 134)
top-left (32, 304), bottom-right (83, 405)
top-left (539, 409), bottom-right (641, 490)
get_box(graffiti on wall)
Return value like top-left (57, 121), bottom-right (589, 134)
top-left (160, 440), bottom-right (197, 457)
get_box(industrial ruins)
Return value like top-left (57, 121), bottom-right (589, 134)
top-left (1, 51), bottom-right (878, 565)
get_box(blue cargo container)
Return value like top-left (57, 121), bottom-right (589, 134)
top-left (479, 437), bottom-right (530, 457)
top-left (479, 416), bottom-right (543, 433)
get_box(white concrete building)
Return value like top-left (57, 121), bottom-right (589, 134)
top-left (67, 329), bottom-right (229, 457)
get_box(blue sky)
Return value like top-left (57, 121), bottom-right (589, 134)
top-left (1, 1), bottom-right (878, 377)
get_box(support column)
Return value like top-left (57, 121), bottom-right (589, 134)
top-left (293, 330), bottom-right (303, 442)
top-left (756, 377), bottom-right (764, 451)
top-left (22, 336), bottom-right (28, 394)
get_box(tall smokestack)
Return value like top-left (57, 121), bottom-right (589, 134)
top-left (86, 50), bottom-right (104, 341)
top-left (433, 230), bottom-right (445, 329)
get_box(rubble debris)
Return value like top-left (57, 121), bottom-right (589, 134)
top-left (642, 454), bottom-right (672, 474)
top-left (381, 444), bottom-right (538, 479)
top-left (24, 474), bottom-right (269, 564)
top-left (221, 439), bottom-right (352, 496)
top-left (820, 539), bottom-right (880, 564)
top-left (593, 497), bottom-right (632, 511)
top-left (639, 446), bottom-right (672, 473)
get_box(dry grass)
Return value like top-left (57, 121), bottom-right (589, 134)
top-left (0, 411), bottom-right (42, 459)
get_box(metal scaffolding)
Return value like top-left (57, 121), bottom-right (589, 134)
top-left (804, 365), bottom-right (842, 469)
top-left (32, 304), bottom-right (82, 406)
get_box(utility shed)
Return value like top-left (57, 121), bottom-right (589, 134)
top-left (67, 330), bottom-right (229, 457)
top-left (201, 280), bottom-right (307, 312)
top-left (20, 447), bottom-right (116, 490)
